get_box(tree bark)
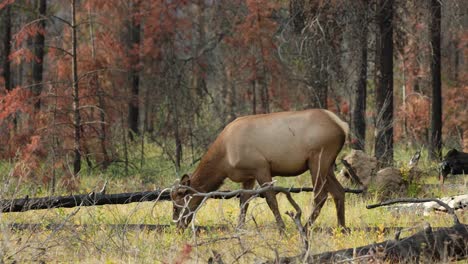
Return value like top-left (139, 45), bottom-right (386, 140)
top-left (0, 186), bottom-right (361, 213)
top-left (71, 0), bottom-right (81, 175)
top-left (289, 0), bottom-right (305, 34)
top-left (429, 0), bottom-right (442, 160)
top-left (307, 224), bottom-right (468, 263)
top-left (128, 1), bottom-right (141, 140)
top-left (1, 4), bottom-right (12, 91)
top-left (352, 0), bottom-right (368, 151)
top-left (374, 0), bottom-right (394, 166)
top-left (31, 0), bottom-right (46, 111)
top-left (251, 80), bottom-right (257, 114)
top-left (87, 6), bottom-right (110, 169)
top-left (307, 3), bottom-right (331, 109)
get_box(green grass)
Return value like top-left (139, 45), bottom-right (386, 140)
top-left (0, 143), bottom-right (467, 262)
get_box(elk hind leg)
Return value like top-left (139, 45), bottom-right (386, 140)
top-left (327, 168), bottom-right (346, 228)
top-left (305, 153), bottom-right (332, 229)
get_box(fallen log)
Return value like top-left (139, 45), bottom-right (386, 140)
top-left (369, 194), bottom-right (468, 216)
top-left (367, 197), bottom-right (461, 224)
top-left (273, 197), bottom-right (467, 263)
top-left (0, 187), bottom-right (363, 213)
top-left (0, 190), bottom-right (171, 213)
top-left (306, 223), bottom-right (468, 263)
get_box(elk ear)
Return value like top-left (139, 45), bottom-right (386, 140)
top-left (180, 174), bottom-right (190, 186)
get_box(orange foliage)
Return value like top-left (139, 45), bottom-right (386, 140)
top-left (0, 87), bottom-right (32, 120)
top-left (443, 85), bottom-right (468, 139)
top-left (395, 93), bottom-right (430, 143)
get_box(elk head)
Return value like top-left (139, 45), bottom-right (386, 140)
top-left (171, 174), bottom-right (201, 229)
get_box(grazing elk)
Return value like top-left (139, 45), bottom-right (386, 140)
top-left (171, 109), bottom-right (349, 231)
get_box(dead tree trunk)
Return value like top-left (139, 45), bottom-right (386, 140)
top-left (374, 0), bottom-right (394, 167)
top-left (31, 0), bottom-right (46, 111)
top-left (307, 223), bottom-right (468, 263)
top-left (1, 3), bottom-right (12, 91)
top-left (71, 0), bottom-right (82, 175)
top-left (0, 187), bottom-right (362, 213)
top-left (429, 0), bottom-right (442, 160)
top-left (352, 0), bottom-right (368, 151)
top-left (127, 0), bottom-right (141, 140)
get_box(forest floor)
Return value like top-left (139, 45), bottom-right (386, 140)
top-left (0, 147), bottom-right (467, 263)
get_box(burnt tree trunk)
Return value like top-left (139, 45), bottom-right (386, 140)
top-left (1, 3), bottom-right (12, 91)
top-left (128, 1), bottom-right (141, 140)
top-left (0, 187), bottom-right (361, 213)
top-left (308, 224), bottom-right (468, 263)
top-left (307, 2), bottom-right (335, 109)
top-left (352, 0), bottom-right (368, 151)
top-left (71, 0), bottom-right (81, 175)
top-left (251, 80), bottom-right (257, 114)
top-left (429, 0), bottom-right (442, 160)
top-left (31, 0), bottom-right (46, 111)
top-left (88, 6), bottom-right (110, 169)
top-left (289, 0), bottom-right (305, 34)
top-left (374, 0), bottom-right (394, 166)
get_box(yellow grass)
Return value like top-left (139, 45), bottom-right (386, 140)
top-left (1, 189), bottom-right (466, 263)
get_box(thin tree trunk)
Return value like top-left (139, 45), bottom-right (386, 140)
top-left (289, 0), bottom-right (305, 34)
top-left (251, 80), bottom-right (257, 114)
top-left (88, 6), bottom-right (110, 169)
top-left (71, 0), bottom-right (81, 175)
top-left (173, 99), bottom-right (182, 172)
top-left (258, 61), bottom-right (269, 113)
top-left (1, 4), bottom-right (12, 91)
top-left (374, 0), bottom-right (394, 166)
top-left (429, 0), bottom-right (442, 160)
top-left (308, 3), bottom-right (330, 109)
top-left (31, 0), bottom-right (46, 111)
top-left (121, 108), bottom-right (129, 176)
top-left (128, 1), bottom-right (141, 140)
top-left (453, 39), bottom-right (459, 85)
top-left (256, 7), bottom-right (269, 114)
top-left (352, 0), bottom-right (368, 151)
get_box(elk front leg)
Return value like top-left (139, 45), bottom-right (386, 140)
top-left (256, 169), bottom-right (286, 231)
top-left (238, 179), bottom-right (256, 229)
top-left (305, 188), bottom-right (328, 230)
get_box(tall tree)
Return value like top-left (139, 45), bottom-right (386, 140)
top-left (87, 4), bottom-right (110, 169)
top-left (31, 0), bottom-right (46, 110)
top-left (71, 0), bottom-right (81, 175)
top-left (1, 3), bottom-right (12, 91)
top-left (429, 0), bottom-right (442, 160)
top-left (374, 0), bottom-right (394, 166)
top-left (289, 0), bottom-right (305, 34)
top-left (308, 2), bottom-right (332, 109)
top-left (352, 0), bottom-right (369, 150)
top-left (128, 0), bottom-right (140, 140)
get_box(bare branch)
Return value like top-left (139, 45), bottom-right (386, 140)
top-left (367, 198), bottom-right (460, 224)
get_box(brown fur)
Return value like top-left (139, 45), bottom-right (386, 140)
top-left (171, 109), bottom-right (349, 230)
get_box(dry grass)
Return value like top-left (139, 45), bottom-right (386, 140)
top-left (0, 144), bottom-right (466, 263)
top-left (1, 186), bottom-right (466, 263)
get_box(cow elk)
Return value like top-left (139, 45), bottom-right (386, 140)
top-left (171, 109), bottom-right (349, 231)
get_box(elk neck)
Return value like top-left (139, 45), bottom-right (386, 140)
top-left (189, 140), bottom-right (227, 193)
